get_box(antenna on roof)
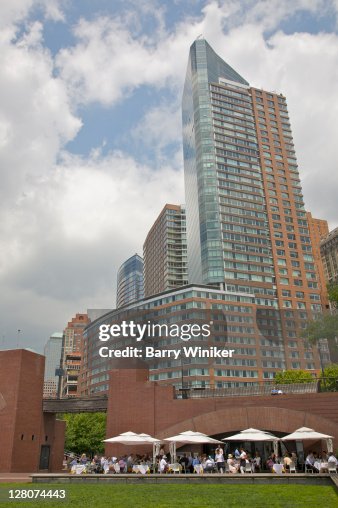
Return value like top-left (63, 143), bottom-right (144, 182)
top-left (197, 34), bottom-right (203, 39)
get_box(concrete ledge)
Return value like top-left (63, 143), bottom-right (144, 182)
top-left (0, 474), bottom-right (32, 484)
top-left (31, 473), bottom-right (335, 486)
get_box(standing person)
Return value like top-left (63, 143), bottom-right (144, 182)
top-left (253, 451), bottom-right (261, 472)
top-left (159, 455), bottom-right (168, 473)
top-left (215, 446), bottom-right (225, 474)
top-left (239, 448), bottom-right (247, 474)
top-left (179, 453), bottom-right (189, 473)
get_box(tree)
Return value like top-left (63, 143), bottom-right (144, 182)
top-left (300, 313), bottom-right (338, 344)
top-left (60, 412), bottom-right (106, 456)
top-left (299, 282), bottom-right (338, 357)
top-left (274, 370), bottom-right (313, 384)
top-left (320, 364), bottom-right (338, 392)
top-left (327, 282), bottom-right (338, 306)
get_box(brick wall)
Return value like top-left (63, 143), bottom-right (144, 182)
top-left (0, 350), bottom-right (65, 473)
top-left (105, 368), bottom-right (338, 456)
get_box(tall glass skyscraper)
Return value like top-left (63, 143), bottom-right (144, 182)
top-left (182, 39), bottom-right (327, 371)
top-left (116, 254), bottom-right (144, 308)
top-left (43, 332), bottom-right (63, 398)
top-left (183, 39), bottom-right (323, 314)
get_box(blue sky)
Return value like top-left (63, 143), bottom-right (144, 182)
top-left (0, 0), bottom-right (337, 352)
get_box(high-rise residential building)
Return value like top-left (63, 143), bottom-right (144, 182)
top-left (182, 39), bottom-right (326, 359)
top-left (116, 254), bottom-right (144, 308)
top-left (320, 227), bottom-right (338, 286)
top-left (307, 212), bottom-right (329, 310)
top-left (60, 313), bottom-right (90, 397)
top-left (43, 332), bottom-right (63, 398)
top-left (143, 204), bottom-right (188, 297)
top-left (81, 285), bottom-right (263, 394)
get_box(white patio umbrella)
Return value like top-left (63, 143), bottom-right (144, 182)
top-left (104, 431), bottom-right (160, 445)
top-left (281, 427), bottom-right (334, 453)
top-left (223, 428), bottom-right (280, 457)
top-left (104, 431), bottom-right (161, 466)
top-left (223, 428), bottom-right (279, 442)
top-left (164, 430), bottom-right (223, 463)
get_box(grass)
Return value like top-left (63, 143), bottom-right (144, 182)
top-left (0, 484), bottom-right (337, 507)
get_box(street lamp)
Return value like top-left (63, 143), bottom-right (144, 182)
top-left (17, 329), bottom-right (21, 349)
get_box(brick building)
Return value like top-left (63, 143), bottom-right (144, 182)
top-left (143, 204), bottom-right (188, 297)
top-left (0, 349), bottom-right (65, 473)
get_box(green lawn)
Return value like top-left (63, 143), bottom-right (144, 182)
top-left (0, 484), bottom-right (337, 507)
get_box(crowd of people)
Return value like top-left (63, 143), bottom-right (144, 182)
top-left (304, 451), bottom-right (338, 473)
top-left (67, 448), bottom-right (338, 474)
top-left (68, 453), bottom-right (154, 474)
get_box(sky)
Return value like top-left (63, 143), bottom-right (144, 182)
top-left (0, 0), bottom-right (337, 353)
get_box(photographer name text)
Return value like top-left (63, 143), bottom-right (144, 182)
top-left (99, 346), bottom-right (235, 359)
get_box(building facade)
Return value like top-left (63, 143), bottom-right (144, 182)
top-left (321, 227), bottom-right (338, 286)
top-left (143, 204), bottom-right (188, 297)
top-left (81, 284), bottom-right (324, 396)
top-left (307, 212), bottom-right (329, 310)
top-left (60, 313), bottom-right (90, 397)
top-left (43, 332), bottom-right (63, 398)
top-left (116, 254), bottom-right (144, 308)
top-left (182, 39), bottom-right (328, 364)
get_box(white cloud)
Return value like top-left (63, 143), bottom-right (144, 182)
top-left (131, 101), bottom-right (182, 162)
top-left (0, 21), bottom-right (81, 217)
top-left (0, 0), bottom-right (64, 40)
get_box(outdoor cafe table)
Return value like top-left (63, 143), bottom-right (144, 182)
top-left (132, 465), bottom-right (150, 474)
top-left (70, 465), bottom-right (87, 475)
top-left (272, 464), bottom-right (284, 475)
top-left (314, 462), bottom-right (328, 472)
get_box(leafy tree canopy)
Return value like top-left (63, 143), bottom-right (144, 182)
top-left (274, 370), bottom-right (313, 384)
top-left (60, 412), bottom-right (106, 456)
top-left (327, 282), bottom-right (338, 305)
top-left (320, 363), bottom-right (338, 392)
top-left (300, 313), bottom-right (338, 343)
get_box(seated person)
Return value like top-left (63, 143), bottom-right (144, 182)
top-left (266, 456), bottom-right (275, 472)
top-left (202, 456), bottom-right (215, 472)
top-left (305, 452), bottom-right (317, 472)
top-left (328, 452), bottom-right (338, 467)
top-left (80, 454), bottom-right (88, 464)
top-left (320, 451), bottom-right (328, 462)
top-left (283, 453), bottom-right (292, 471)
top-left (192, 455), bottom-right (201, 467)
top-left (291, 452), bottom-right (298, 466)
top-left (118, 457), bottom-right (127, 473)
top-left (227, 454), bottom-right (239, 474)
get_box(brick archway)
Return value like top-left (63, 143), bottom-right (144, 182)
top-left (156, 406), bottom-right (337, 441)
